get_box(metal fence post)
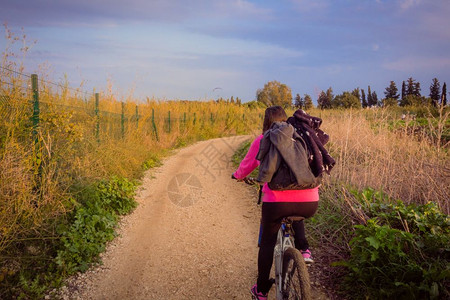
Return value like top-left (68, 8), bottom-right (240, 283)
top-left (121, 102), bottom-right (125, 139)
top-left (168, 111), bottom-right (171, 133)
top-left (136, 105), bottom-right (139, 129)
top-left (152, 108), bottom-right (159, 141)
top-left (31, 74), bottom-right (42, 181)
top-left (31, 74), bottom-right (40, 145)
top-left (95, 93), bottom-right (100, 143)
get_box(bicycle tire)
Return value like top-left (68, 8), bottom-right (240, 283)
top-left (281, 247), bottom-right (311, 300)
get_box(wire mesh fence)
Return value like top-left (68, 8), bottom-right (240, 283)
top-left (1, 68), bottom-right (261, 145)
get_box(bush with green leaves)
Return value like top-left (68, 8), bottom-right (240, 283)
top-left (55, 177), bottom-right (137, 275)
top-left (96, 176), bottom-right (137, 215)
top-left (339, 189), bottom-right (449, 299)
top-left (55, 202), bottom-right (118, 274)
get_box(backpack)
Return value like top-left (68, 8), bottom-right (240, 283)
top-left (256, 122), bottom-right (321, 191)
top-left (267, 134), bottom-right (321, 191)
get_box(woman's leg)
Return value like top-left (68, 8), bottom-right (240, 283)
top-left (257, 203), bottom-right (280, 294)
top-left (293, 220), bottom-right (308, 251)
top-left (292, 201), bottom-right (318, 251)
top-left (256, 201), bottom-right (318, 294)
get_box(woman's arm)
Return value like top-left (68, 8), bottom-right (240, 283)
top-left (233, 136), bottom-right (262, 179)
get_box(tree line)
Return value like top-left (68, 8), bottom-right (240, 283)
top-left (254, 78), bottom-right (448, 110)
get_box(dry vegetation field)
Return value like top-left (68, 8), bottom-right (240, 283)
top-left (318, 108), bottom-right (449, 214)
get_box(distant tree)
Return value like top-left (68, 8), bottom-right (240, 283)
top-left (401, 81), bottom-right (406, 101)
top-left (326, 87), bottom-right (334, 105)
top-left (429, 78), bottom-right (440, 107)
top-left (304, 94), bottom-right (313, 110)
top-left (442, 82), bottom-right (447, 106)
top-left (367, 86), bottom-right (378, 107)
top-left (414, 81), bottom-right (421, 96)
top-left (384, 81), bottom-right (399, 100)
top-left (332, 92), bottom-right (361, 109)
top-left (256, 80), bottom-right (292, 108)
top-left (317, 91), bottom-right (331, 109)
top-left (361, 89), bottom-right (368, 108)
top-left (371, 91), bottom-right (379, 106)
top-left (230, 96), bottom-right (235, 104)
top-left (406, 77), bottom-right (415, 96)
top-left (351, 88), bottom-right (361, 101)
top-left (406, 77), bottom-right (421, 97)
top-left (236, 97), bottom-right (242, 106)
top-left (382, 98), bottom-right (398, 107)
top-left (294, 93), bottom-right (303, 109)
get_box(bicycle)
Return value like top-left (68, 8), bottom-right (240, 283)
top-left (232, 175), bottom-right (312, 299)
top-left (273, 216), bottom-right (311, 300)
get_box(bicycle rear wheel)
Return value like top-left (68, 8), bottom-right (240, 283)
top-left (281, 247), bottom-right (311, 300)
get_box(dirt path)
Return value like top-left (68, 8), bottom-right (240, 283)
top-left (58, 136), bottom-right (329, 300)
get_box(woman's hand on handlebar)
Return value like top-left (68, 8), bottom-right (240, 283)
top-left (231, 174), bottom-right (258, 185)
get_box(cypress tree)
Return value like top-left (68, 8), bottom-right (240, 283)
top-left (414, 82), bottom-right (421, 96)
top-left (372, 91), bottom-right (379, 106)
top-left (367, 85), bottom-right (377, 107)
top-left (401, 81), bottom-right (406, 100)
top-left (361, 89), bottom-right (367, 108)
top-left (442, 82), bottom-right (447, 106)
top-left (429, 78), bottom-right (441, 107)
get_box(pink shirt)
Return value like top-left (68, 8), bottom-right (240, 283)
top-left (234, 135), bottom-right (319, 203)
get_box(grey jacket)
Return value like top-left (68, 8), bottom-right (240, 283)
top-left (256, 121), bottom-right (319, 190)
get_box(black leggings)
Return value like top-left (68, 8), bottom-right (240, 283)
top-left (257, 201), bottom-right (318, 294)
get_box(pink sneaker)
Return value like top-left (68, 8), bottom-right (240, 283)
top-left (251, 284), bottom-right (268, 300)
top-left (301, 249), bottom-right (314, 264)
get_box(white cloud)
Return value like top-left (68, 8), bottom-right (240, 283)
top-left (288, 0), bottom-right (329, 12)
top-left (399, 0), bottom-right (422, 10)
top-left (383, 56), bottom-right (450, 72)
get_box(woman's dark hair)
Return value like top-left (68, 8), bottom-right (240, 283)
top-left (262, 106), bottom-right (287, 133)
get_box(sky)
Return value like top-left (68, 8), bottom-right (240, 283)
top-left (1, 0), bottom-right (449, 103)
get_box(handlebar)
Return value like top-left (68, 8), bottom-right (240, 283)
top-left (232, 174), bottom-right (264, 205)
top-left (231, 174), bottom-right (258, 186)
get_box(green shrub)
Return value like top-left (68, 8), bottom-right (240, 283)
top-left (55, 202), bottom-right (117, 275)
top-left (96, 176), bottom-right (137, 215)
top-left (55, 177), bottom-right (137, 275)
top-left (340, 189), bottom-right (450, 299)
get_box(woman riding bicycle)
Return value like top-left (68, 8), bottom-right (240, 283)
top-left (232, 105), bottom-right (334, 299)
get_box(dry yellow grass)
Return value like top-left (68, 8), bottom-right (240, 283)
top-left (0, 73), bottom-right (264, 253)
top-left (316, 108), bottom-right (449, 214)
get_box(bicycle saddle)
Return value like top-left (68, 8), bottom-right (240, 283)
top-left (282, 216), bottom-right (305, 223)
